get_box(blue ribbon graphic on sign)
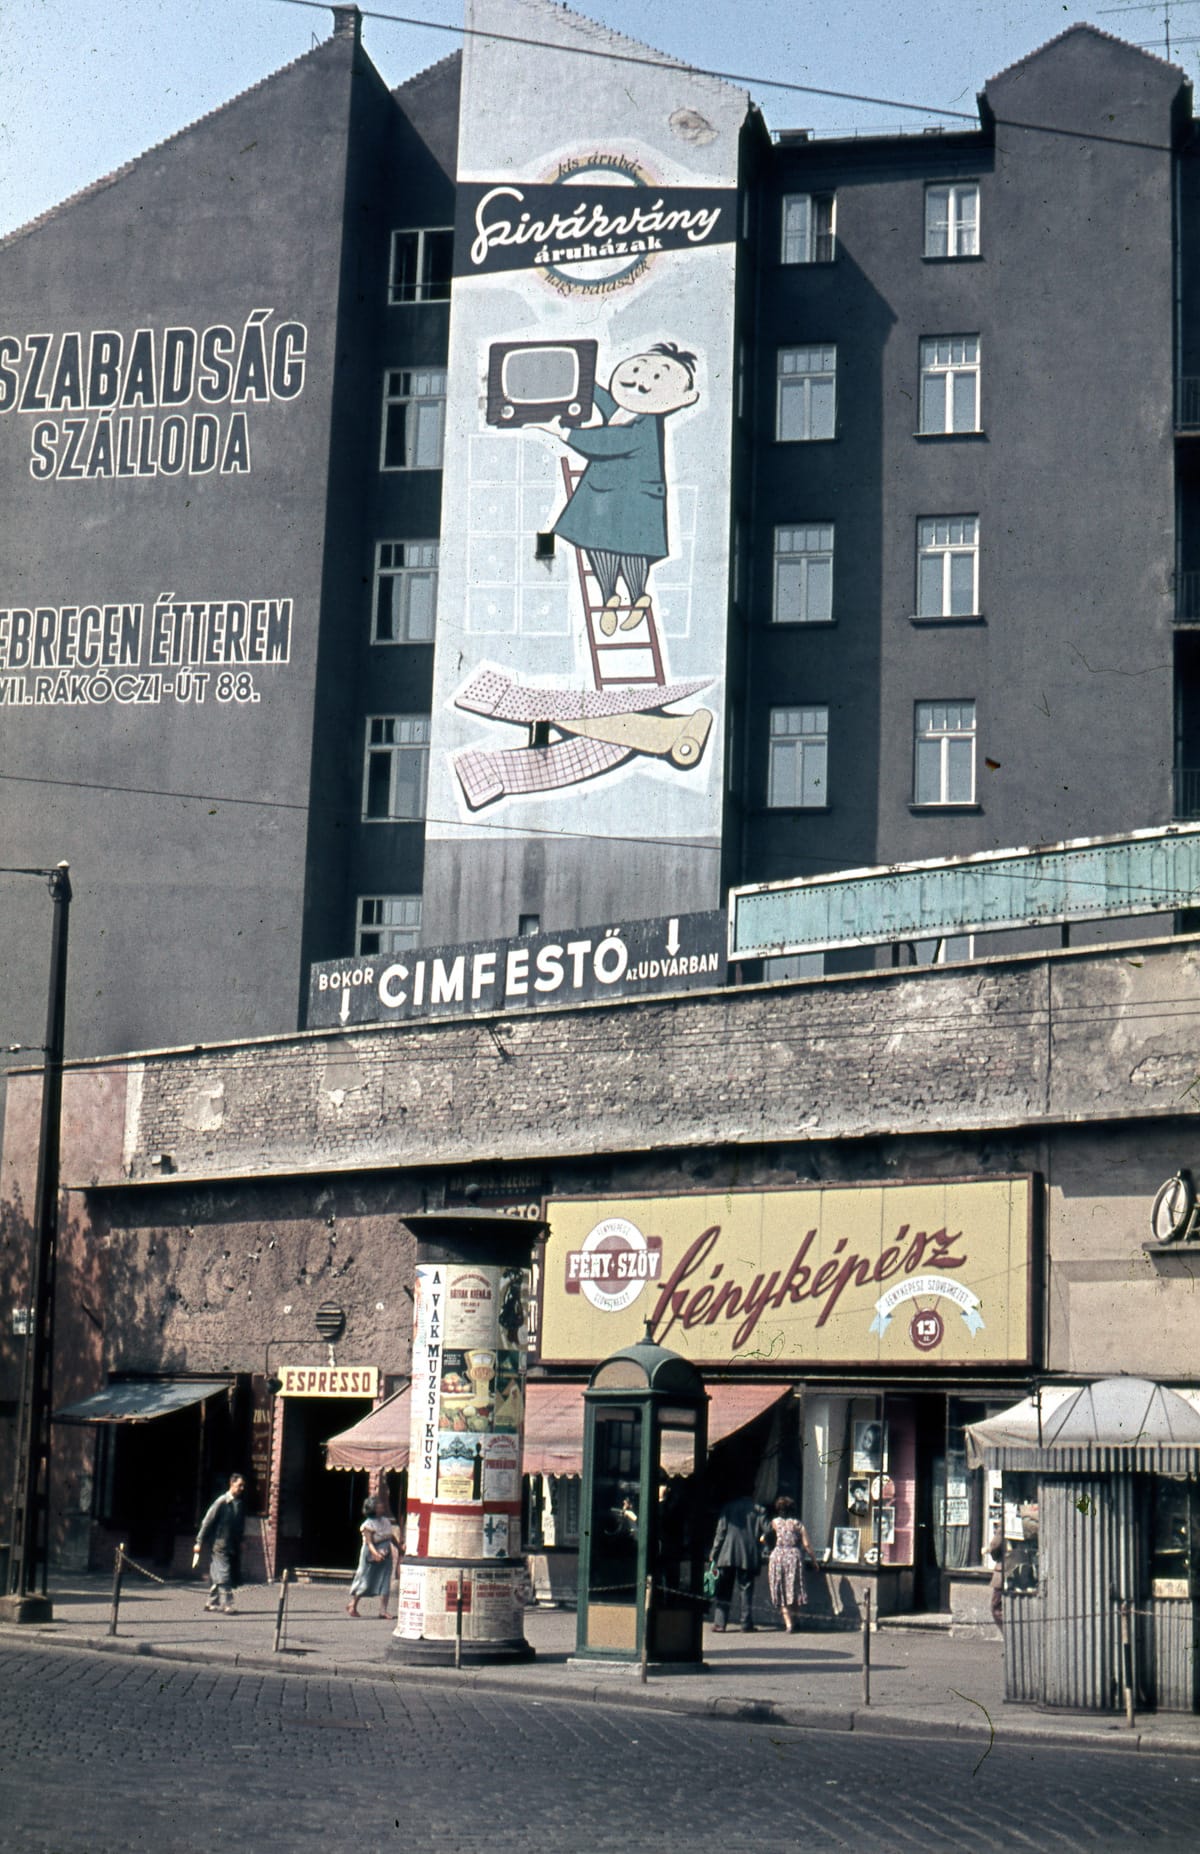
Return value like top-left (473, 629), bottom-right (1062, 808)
top-left (868, 1273), bottom-right (985, 1337)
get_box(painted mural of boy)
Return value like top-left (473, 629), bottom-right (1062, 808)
top-left (551, 342), bottom-right (699, 635)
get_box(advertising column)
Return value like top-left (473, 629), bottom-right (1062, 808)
top-left (390, 1211), bottom-right (546, 1664)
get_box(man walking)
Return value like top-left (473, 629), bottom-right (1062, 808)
top-left (192, 1473), bottom-right (246, 1614)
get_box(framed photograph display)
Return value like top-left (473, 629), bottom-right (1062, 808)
top-left (852, 1420), bottom-right (887, 1474)
top-left (833, 1526), bottom-right (862, 1563)
top-left (847, 1476), bottom-right (871, 1517)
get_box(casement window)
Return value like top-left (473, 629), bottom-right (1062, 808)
top-left (357, 895), bottom-right (422, 955)
top-left (919, 336), bottom-right (980, 434)
top-left (774, 524), bottom-right (834, 624)
top-left (363, 716), bottom-right (431, 820)
top-left (782, 193), bottom-right (836, 264)
top-left (768, 705), bottom-right (829, 808)
top-left (380, 369), bottom-right (447, 471)
top-left (914, 701), bottom-right (976, 805)
top-left (373, 541), bottom-right (439, 642)
top-left (777, 346), bottom-right (837, 441)
top-left (917, 516), bottom-right (979, 618)
top-left (924, 182), bottom-right (979, 257)
top-left (388, 228), bottom-right (454, 304)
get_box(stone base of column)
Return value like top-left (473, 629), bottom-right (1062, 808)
top-left (0, 1593), bottom-right (54, 1625)
top-left (386, 1634), bottom-right (535, 1665)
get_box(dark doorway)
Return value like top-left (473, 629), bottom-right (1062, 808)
top-left (912, 1396), bottom-right (946, 1612)
top-left (277, 1396), bottom-right (371, 1570)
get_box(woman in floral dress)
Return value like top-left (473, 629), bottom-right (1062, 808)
top-left (765, 1495), bottom-right (813, 1632)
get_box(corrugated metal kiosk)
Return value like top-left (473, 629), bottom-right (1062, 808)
top-left (967, 1380), bottom-right (1200, 1712)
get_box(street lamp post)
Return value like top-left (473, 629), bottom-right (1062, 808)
top-left (2, 862), bottom-right (72, 1623)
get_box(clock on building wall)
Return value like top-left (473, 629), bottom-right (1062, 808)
top-left (1151, 1171), bottom-right (1200, 1242)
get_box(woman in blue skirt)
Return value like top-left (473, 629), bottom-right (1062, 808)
top-left (346, 1493), bottom-right (399, 1619)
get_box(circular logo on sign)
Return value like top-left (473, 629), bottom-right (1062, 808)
top-left (910, 1306), bottom-right (945, 1352)
top-left (578, 1217), bottom-right (655, 1313)
top-left (542, 155), bottom-right (656, 296)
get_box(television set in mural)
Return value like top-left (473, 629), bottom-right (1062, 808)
top-left (486, 338), bottom-right (598, 428)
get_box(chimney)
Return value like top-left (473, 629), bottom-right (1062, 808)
top-left (331, 5), bottom-right (362, 41)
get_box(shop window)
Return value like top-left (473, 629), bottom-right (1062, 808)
top-left (1000, 1471), bottom-right (1041, 1593)
top-left (1151, 1476), bottom-right (1200, 1597)
top-left (804, 1396), bottom-right (917, 1569)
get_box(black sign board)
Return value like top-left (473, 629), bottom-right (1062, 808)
top-left (454, 180), bottom-right (738, 278)
top-left (307, 911), bottom-right (727, 1031)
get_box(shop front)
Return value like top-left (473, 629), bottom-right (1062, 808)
top-left (538, 1177), bottom-right (1038, 1623)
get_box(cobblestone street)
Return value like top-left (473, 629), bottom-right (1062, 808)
top-left (2, 1641), bottom-right (1198, 1854)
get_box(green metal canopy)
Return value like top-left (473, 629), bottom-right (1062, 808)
top-left (53, 1379), bottom-right (230, 1424)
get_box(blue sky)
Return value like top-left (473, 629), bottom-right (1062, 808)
top-left (0, 0), bottom-right (1192, 237)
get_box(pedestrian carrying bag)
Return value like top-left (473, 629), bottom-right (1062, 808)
top-left (702, 1561), bottom-right (719, 1599)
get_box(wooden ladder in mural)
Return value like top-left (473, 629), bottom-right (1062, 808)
top-left (560, 460), bottom-right (667, 692)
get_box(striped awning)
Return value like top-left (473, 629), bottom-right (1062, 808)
top-left (522, 1380), bottom-right (792, 1479)
top-left (967, 1379), bottom-right (1200, 1473)
top-left (324, 1387), bottom-right (411, 1472)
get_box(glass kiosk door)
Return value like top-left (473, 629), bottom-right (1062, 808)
top-left (584, 1404), bottom-right (645, 1654)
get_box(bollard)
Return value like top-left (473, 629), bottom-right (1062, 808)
top-left (1119, 1599), bottom-right (1135, 1729)
top-left (454, 1571), bottom-right (465, 1670)
top-left (640, 1574), bottom-right (652, 1686)
top-left (272, 1565), bottom-right (291, 1654)
top-left (107, 1543), bottom-right (126, 1637)
top-left (861, 1584), bottom-right (872, 1705)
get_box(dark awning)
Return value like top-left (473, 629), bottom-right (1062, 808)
top-left (54, 1379), bottom-right (230, 1425)
top-left (523, 1380), bottom-right (793, 1478)
top-left (324, 1388), bottom-right (411, 1473)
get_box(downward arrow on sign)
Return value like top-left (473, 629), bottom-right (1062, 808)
top-left (666, 917), bottom-right (680, 956)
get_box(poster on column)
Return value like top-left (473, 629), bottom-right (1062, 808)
top-left (408, 1265), bottom-right (446, 1504)
top-left (426, 0), bottom-right (747, 873)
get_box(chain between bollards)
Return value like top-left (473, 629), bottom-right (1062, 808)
top-left (861, 1584), bottom-right (871, 1705)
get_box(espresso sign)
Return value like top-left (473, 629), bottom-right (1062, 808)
top-left (539, 1180), bottom-right (1034, 1368)
top-left (277, 1365), bottom-right (379, 1398)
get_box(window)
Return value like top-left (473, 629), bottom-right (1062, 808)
top-left (919, 336), bottom-right (980, 434)
top-left (774, 524), bottom-right (834, 624)
top-left (768, 705), bottom-right (828, 807)
top-left (782, 193), bottom-right (836, 264)
top-left (777, 346), bottom-right (836, 441)
top-left (917, 516), bottom-right (979, 618)
top-left (363, 716), bottom-right (431, 820)
top-left (389, 228), bottom-right (454, 304)
top-left (925, 182), bottom-right (979, 257)
top-left (912, 934), bottom-right (974, 964)
top-left (357, 895), bottom-right (421, 955)
top-left (914, 701), bottom-right (976, 805)
top-left (764, 951), bottom-right (826, 980)
top-left (381, 370), bottom-right (446, 471)
top-left (373, 541), bottom-right (439, 642)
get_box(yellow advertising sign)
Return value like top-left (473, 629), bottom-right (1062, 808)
top-left (539, 1180), bottom-right (1033, 1368)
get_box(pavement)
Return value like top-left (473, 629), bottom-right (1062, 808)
top-left (5, 1567), bottom-right (1199, 1758)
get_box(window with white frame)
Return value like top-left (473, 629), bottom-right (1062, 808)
top-left (919, 336), bottom-right (980, 434)
top-left (782, 193), bottom-right (836, 264)
top-left (917, 516), bottom-right (979, 618)
top-left (373, 541), bottom-right (439, 642)
top-left (363, 716), bottom-right (431, 820)
top-left (777, 346), bottom-right (837, 442)
top-left (357, 895), bottom-right (422, 955)
top-left (924, 182), bottom-right (979, 258)
top-left (388, 228), bottom-right (454, 304)
top-left (774, 524), bottom-right (834, 624)
top-left (913, 701), bottom-right (976, 805)
top-left (380, 369), bottom-right (446, 471)
top-left (768, 705), bottom-right (829, 807)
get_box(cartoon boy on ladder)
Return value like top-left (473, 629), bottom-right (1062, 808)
top-left (550, 342), bottom-right (699, 635)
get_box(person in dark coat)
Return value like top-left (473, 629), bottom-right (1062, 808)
top-left (708, 1491), bottom-right (768, 1631)
top-left (553, 343), bottom-right (698, 635)
top-left (192, 1472), bottom-right (246, 1614)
